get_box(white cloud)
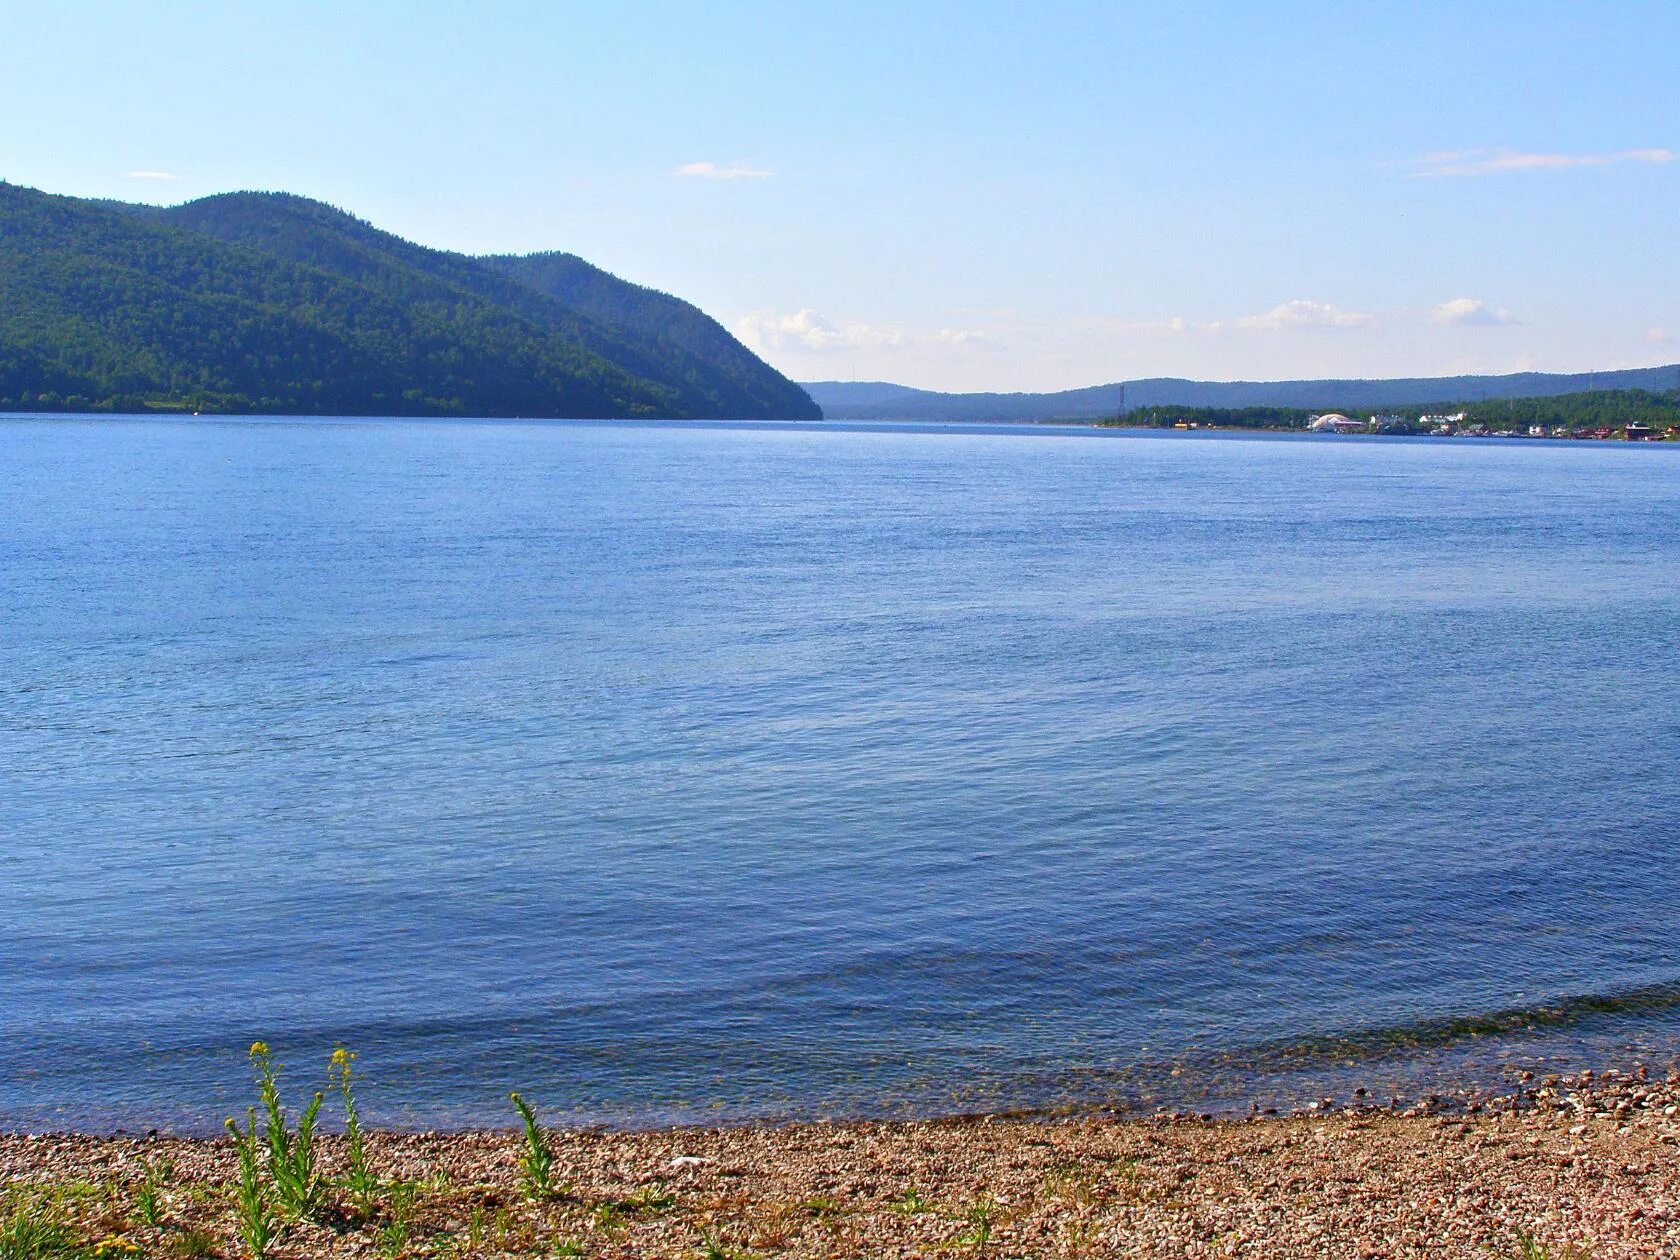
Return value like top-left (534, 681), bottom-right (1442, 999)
top-left (1648, 326), bottom-right (1677, 345)
top-left (122, 170), bottom-right (183, 180)
top-left (1084, 298), bottom-right (1524, 341)
top-left (1073, 305), bottom-right (1375, 338)
top-left (1128, 315), bottom-right (1205, 334)
top-left (735, 309), bottom-right (886, 351)
top-left (674, 161), bottom-right (772, 180)
top-left (1408, 148), bottom-right (1677, 177)
top-left (1432, 297), bottom-right (1520, 327)
top-left (734, 309), bottom-right (992, 353)
top-left (1233, 299), bottom-right (1375, 332)
top-left (928, 327), bottom-right (994, 347)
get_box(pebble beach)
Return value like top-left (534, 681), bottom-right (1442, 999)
top-left (5, 1070), bottom-right (1678, 1258)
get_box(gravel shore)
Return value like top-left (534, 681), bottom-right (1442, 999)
top-left (4, 1070), bottom-right (1677, 1258)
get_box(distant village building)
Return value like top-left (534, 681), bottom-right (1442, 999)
top-left (1417, 411), bottom-right (1467, 435)
top-left (1307, 413), bottom-right (1366, 434)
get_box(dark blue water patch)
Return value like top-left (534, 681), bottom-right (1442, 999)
top-left (2, 416), bottom-right (1679, 1132)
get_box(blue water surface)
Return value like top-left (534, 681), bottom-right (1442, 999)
top-left (3, 416), bottom-right (1678, 1131)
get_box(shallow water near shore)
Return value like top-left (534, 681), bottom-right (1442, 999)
top-left (4, 416), bottom-right (1680, 1133)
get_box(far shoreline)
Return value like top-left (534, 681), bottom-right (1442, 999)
top-left (6, 407), bottom-right (1680, 448)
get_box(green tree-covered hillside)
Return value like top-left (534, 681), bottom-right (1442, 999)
top-left (484, 251), bottom-right (817, 423)
top-left (0, 183), bottom-right (818, 419)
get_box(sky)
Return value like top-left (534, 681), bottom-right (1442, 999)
top-left (4, 0), bottom-right (1677, 392)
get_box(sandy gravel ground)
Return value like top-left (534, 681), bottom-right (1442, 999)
top-left (3, 1070), bottom-right (1677, 1258)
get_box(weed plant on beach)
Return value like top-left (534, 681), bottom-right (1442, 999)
top-left (1, 1197), bottom-right (74, 1260)
top-left (375, 1182), bottom-right (417, 1258)
top-left (223, 1042), bottom-right (357, 1256)
top-left (171, 1228), bottom-right (217, 1259)
top-left (225, 1108), bottom-right (276, 1260)
top-left (697, 1226), bottom-right (750, 1260)
top-left (625, 1182), bottom-right (676, 1214)
top-left (592, 1201), bottom-right (625, 1232)
top-left (329, 1047), bottom-right (380, 1217)
top-left (957, 1195), bottom-right (997, 1251)
top-left (1490, 1234), bottom-right (1593, 1260)
top-left (888, 1187), bottom-right (932, 1215)
top-left (130, 1157), bottom-right (170, 1229)
top-left (508, 1092), bottom-right (557, 1199)
top-left (249, 1042), bottom-right (326, 1220)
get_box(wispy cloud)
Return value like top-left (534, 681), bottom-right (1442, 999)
top-left (735, 309), bottom-right (993, 353)
top-left (1139, 316), bottom-right (1201, 334)
top-left (1233, 299), bottom-right (1375, 332)
top-left (1648, 326), bottom-right (1677, 346)
top-left (122, 170), bottom-right (184, 181)
top-left (927, 327), bottom-right (993, 347)
top-left (1407, 148), bottom-right (1677, 177)
top-left (674, 160), bottom-right (772, 180)
top-left (736, 309), bottom-right (887, 351)
top-left (1082, 302), bottom-right (1375, 338)
top-left (1432, 297), bottom-right (1520, 327)
top-left (1082, 297), bottom-right (1524, 341)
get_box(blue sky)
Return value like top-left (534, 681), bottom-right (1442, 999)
top-left (5, 1), bottom-right (1677, 390)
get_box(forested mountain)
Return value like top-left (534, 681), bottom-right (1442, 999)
top-left (0, 182), bottom-right (818, 419)
top-left (806, 366), bottom-right (1680, 422)
top-left (485, 252), bottom-right (817, 423)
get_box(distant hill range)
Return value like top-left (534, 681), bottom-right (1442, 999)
top-left (805, 367), bottom-right (1680, 422)
top-left (0, 182), bottom-right (818, 420)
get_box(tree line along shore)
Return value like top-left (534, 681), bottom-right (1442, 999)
top-left (1100, 388), bottom-right (1680, 440)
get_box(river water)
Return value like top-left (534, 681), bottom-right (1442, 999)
top-left (3, 416), bottom-right (1678, 1131)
